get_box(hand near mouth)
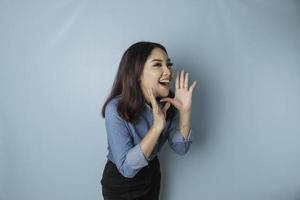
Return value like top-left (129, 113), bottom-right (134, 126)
top-left (159, 70), bottom-right (197, 113)
top-left (147, 88), bottom-right (171, 132)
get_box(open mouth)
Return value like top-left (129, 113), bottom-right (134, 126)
top-left (158, 79), bottom-right (170, 88)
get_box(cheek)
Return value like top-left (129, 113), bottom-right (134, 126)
top-left (142, 74), bottom-right (158, 85)
top-left (144, 79), bottom-right (157, 87)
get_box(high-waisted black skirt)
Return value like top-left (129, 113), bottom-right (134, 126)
top-left (100, 156), bottom-right (161, 200)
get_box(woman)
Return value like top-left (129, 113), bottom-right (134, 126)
top-left (100, 41), bottom-right (197, 199)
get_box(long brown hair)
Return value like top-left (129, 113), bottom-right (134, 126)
top-left (101, 41), bottom-right (176, 123)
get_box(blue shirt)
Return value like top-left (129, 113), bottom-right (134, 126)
top-left (104, 95), bottom-right (193, 178)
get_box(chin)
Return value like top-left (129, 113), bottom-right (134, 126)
top-left (157, 89), bottom-right (170, 97)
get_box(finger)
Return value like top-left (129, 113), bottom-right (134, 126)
top-left (175, 71), bottom-right (179, 90)
top-left (189, 80), bottom-right (197, 93)
top-left (184, 72), bottom-right (189, 89)
top-left (180, 70), bottom-right (184, 89)
top-left (147, 88), bottom-right (155, 105)
top-left (148, 88), bottom-right (158, 112)
top-left (162, 102), bottom-right (171, 116)
top-left (160, 97), bottom-right (173, 104)
top-left (160, 97), bottom-right (181, 109)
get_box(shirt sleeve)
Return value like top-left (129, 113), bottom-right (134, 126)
top-left (105, 102), bottom-right (149, 178)
top-left (167, 110), bottom-right (193, 155)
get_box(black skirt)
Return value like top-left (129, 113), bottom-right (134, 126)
top-left (100, 156), bottom-right (161, 200)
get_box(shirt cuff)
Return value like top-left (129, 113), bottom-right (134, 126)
top-left (171, 128), bottom-right (193, 143)
top-left (126, 143), bottom-right (149, 169)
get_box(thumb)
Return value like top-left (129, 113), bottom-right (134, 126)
top-left (160, 97), bottom-right (181, 110)
top-left (160, 97), bottom-right (176, 107)
top-left (162, 102), bottom-right (171, 116)
top-left (160, 97), bottom-right (173, 103)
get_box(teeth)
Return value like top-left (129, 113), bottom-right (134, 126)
top-left (159, 79), bottom-right (170, 83)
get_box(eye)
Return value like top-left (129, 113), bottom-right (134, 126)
top-left (167, 62), bottom-right (173, 68)
top-left (153, 62), bottom-right (173, 68)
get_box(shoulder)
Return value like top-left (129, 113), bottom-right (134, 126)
top-left (106, 95), bottom-right (121, 108)
top-left (105, 95), bottom-right (122, 119)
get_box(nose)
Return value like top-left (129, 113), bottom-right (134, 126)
top-left (163, 65), bottom-right (172, 77)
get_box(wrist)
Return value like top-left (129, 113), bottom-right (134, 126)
top-left (151, 124), bottom-right (163, 134)
top-left (179, 110), bottom-right (191, 116)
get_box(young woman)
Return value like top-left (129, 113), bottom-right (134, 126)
top-left (100, 41), bottom-right (197, 200)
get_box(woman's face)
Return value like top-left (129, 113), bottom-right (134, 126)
top-left (139, 48), bottom-right (173, 103)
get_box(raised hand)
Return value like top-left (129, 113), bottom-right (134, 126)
top-left (160, 70), bottom-right (197, 113)
top-left (147, 88), bottom-right (171, 132)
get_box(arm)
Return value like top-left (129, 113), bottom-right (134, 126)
top-left (105, 100), bottom-right (169, 178)
top-left (140, 125), bottom-right (162, 160)
top-left (167, 110), bottom-right (193, 155)
top-left (179, 110), bottom-right (191, 140)
top-left (105, 103), bottom-right (149, 178)
top-left (140, 87), bottom-right (172, 159)
top-left (160, 69), bottom-right (197, 155)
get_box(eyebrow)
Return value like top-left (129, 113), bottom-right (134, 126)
top-left (151, 58), bottom-right (171, 63)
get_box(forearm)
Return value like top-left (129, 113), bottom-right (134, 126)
top-left (140, 126), bottom-right (162, 160)
top-left (179, 111), bottom-right (191, 140)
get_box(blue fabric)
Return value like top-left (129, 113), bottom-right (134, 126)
top-left (104, 95), bottom-right (193, 178)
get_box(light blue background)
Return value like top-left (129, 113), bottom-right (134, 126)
top-left (1, 1), bottom-right (300, 200)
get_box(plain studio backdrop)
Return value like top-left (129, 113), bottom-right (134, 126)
top-left (1, 1), bottom-right (300, 200)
